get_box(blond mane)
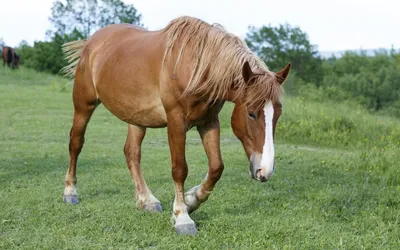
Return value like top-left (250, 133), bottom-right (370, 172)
top-left (162, 16), bottom-right (283, 110)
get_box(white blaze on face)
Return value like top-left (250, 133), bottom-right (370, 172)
top-left (260, 101), bottom-right (275, 177)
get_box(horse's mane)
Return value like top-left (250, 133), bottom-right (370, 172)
top-left (162, 16), bottom-right (283, 110)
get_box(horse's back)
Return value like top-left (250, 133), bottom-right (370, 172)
top-left (77, 24), bottom-right (168, 127)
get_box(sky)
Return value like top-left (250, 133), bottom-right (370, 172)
top-left (1, 0), bottom-right (399, 52)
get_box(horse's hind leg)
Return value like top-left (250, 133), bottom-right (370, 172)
top-left (124, 125), bottom-right (162, 212)
top-left (64, 71), bottom-right (98, 204)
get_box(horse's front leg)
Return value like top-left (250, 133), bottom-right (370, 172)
top-left (167, 113), bottom-right (198, 235)
top-left (185, 119), bottom-right (224, 213)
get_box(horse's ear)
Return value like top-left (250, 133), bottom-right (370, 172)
top-left (276, 63), bottom-right (291, 85)
top-left (242, 61), bottom-right (255, 83)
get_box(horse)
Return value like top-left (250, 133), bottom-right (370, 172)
top-left (2, 46), bottom-right (18, 69)
top-left (61, 16), bottom-right (291, 235)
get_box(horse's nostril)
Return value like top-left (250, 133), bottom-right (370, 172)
top-left (256, 168), bottom-right (270, 182)
top-left (256, 168), bottom-right (267, 182)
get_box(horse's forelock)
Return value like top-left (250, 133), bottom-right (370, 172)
top-left (243, 74), bottom-right (283, 111)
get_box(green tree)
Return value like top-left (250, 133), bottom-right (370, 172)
top-left (15, 40), bottom-right (36, 68)
top-left (320, 49), bottom-right (400, 113)
top-left (16, 30), bottom-right (85, 74)
top-left (245, 24), bottom-right (323, 84)
top-left (49, 0), bottom-right (142, 38)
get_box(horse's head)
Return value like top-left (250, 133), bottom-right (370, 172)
top-left (231, 62), bottom-right (290, 182)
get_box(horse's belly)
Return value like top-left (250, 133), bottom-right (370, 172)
top-left (97, 84), bottom-right (167, 128)
top-left (122, 102), bottom-right (168, 128)
top-left (101, 96), bottom-right (167, 128)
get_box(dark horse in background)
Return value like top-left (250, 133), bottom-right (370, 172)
top-left (2, 46), bottom-right (19, 69)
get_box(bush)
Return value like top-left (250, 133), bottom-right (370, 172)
top-left (290, 49), bottom-right (400, 117)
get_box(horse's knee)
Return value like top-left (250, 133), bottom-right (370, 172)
top-left (171, 161), bottom-right (188, 182)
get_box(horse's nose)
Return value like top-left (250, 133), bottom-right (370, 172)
top-left (256, 168), bottom-right (267, 182)
top-left (255, 167), bottom-right (273, 182)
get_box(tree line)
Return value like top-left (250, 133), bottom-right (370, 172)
top-left (2, 0), bottom-right (399, 116)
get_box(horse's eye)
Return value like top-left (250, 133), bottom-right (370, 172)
top-left (248, 113), bottom-right (256, 120)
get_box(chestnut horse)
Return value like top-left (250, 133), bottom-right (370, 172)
top-left (62, 16), bottom-right (290, 234)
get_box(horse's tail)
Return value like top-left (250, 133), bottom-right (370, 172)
top-left (61, 40), bottom-right (86, 78)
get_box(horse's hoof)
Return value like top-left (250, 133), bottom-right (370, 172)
top-left (63, 195), bottom-right (79, 204)
top-left (143, 202), bottom-right (163, 213)
top-left (175, 223), bottom-right (198, 235)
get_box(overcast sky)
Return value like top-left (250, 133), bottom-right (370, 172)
top-left (1, 0), bottom-right (399, 52)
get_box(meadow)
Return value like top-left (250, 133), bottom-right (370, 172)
top-left (0, 67), bottom-right (399, 249)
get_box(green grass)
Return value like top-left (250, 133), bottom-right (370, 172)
top-left (1, 67), bottom-right (399, 249)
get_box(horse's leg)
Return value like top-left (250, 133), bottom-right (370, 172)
top-left (185, 119), bottom-right (224, 213)
top-left (63, 72), bottom-right (98, 204)
top-left (124, 124), bottom-right (162, 212)
top-left (167, 113), bottom-right (198, 235)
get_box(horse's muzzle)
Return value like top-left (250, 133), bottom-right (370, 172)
top-left (249, 158), bottom-right (275, 182)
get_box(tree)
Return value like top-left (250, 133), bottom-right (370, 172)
top-left (324, 50), bottom-right (400, 111)
top-left (15, 40), bottom-right (35, 67)
top-left (245, 24), bottom-right (323, 84)
top-left (49, 0), bottom-right (142, 38)
top-left (16, 30), bottom-right (85, 74)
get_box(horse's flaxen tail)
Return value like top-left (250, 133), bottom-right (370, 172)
top-left (61, 40), bottom-right (86, 78)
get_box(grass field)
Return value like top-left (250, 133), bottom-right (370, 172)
top-left (1, 67), bottom-right (399, 249)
